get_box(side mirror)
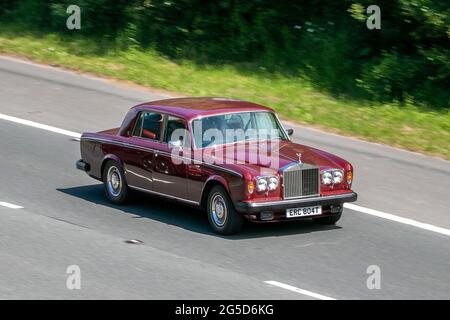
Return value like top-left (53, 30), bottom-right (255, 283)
top-left (286, 128), bottom-right (294, 136)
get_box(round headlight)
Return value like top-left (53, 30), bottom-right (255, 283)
top-left (333, 170), bottom-right (343, 184)
top-left (256, 177), bottom-right (268, 192)
top-left (268, 176), bottom-right (279, 191)
top-left (322, 171), bottom-right (333, 185)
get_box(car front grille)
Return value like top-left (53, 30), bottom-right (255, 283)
top-left (282, 164), bottom-right (320, 199)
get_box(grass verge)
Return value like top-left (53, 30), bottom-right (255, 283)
top-left (1, 31), bottom-right (449, 159)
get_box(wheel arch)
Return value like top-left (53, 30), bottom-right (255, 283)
top-left (200, 176), bottom-right (230, 209)
top-left (100, 154), bottom-right (124, 180)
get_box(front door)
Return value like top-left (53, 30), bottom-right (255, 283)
top-left (152, 115), bottom-right (190, 200)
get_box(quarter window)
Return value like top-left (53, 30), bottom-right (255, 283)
top-left (132, 112), bottom-right (163, 140)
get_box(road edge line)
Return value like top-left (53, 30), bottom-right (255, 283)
top-left (0, 201), bottom-right (24, 209)
top-left (345, 203), bottom-right (450, 237)
top-left (0, 113), bottom-right (81, 138)
top-left (264, 281), bottom-right (336, 300)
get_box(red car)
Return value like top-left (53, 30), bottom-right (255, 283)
top-left (76, 97), bottom-right (357, 234)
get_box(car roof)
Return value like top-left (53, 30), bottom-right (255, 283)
top-left (133, 97), bottom-right (274, 121)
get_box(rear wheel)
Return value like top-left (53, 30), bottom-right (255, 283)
top-left (103, 160), bottom-right (130, 205)
top-left (207, 186), bottom-right (244, 235)
top-left (313, 212), bottom-right (342, 225)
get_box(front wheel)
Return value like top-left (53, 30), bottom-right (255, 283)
top-left (103, 160), bottom-right (130, 205)
top-left (207, 186), bottom-right (244, 235)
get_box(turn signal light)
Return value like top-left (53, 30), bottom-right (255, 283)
top-left (247, 181), bottom-right (255, 194)
top-left (346, 171), bottom-right (353, 185)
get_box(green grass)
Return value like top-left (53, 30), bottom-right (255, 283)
top-left (1, 31), bottom-right (449, 159)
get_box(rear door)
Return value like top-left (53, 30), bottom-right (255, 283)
top-left (121, 111), bottom-right (164, 191)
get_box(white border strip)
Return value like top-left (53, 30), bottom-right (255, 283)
top-left (0, 113), bottom-right (81, 138)
top-left (0, 201), bottom-right (24, 209)
top-left (265, 281), bottom-right (336, 300)
top-left (345, 203), bottom-right (450, 237)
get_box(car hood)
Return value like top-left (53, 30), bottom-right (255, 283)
top-left (203, 140), bottom-right (348, 177)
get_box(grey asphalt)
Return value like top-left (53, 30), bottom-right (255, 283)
top-left (0, 56), bottom-right (449, 299)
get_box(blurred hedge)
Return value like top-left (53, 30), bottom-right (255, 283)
top-left (1, 0), bottom-right (448, 108)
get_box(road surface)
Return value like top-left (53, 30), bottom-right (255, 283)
top-left (0, 56), bottom-right (449, 299)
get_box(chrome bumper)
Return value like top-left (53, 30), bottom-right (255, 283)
top-left (235, 192), bottom-right (357, 213)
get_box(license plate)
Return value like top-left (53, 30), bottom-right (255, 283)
top-left (286, 206), bottom-right (322, 218)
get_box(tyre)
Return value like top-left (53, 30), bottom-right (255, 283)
top-left (102, 160), bottom-right (130, 205)
top-left (207, 185), bottom-right (244, 235)
top-left (313, 212), bottom-right (342, 225)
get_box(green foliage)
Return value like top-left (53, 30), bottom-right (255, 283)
top-left (1, 32), bottom-right (449, 159)
top-left (348, 3), bottom-right (366, 21)
top-left (0, 0), bottom-right (448, 108)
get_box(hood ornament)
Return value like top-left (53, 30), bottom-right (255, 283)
top-left (296, 152), bottom-right (302, 164)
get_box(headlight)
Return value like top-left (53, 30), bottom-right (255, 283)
top-left (256, 177), bottom-right (268, 192)
top-left (321, 171), bottom-right (333, 185)
top-left (333, 170), bottom-right (344, 184)
top-left (256, 176), bottom-right (278, 192)
top-left (268, 176), bottom-right (279, 191)
top-left (322, 169), bottom-right (345, 185)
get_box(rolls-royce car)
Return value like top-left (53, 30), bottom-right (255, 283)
top-left (76, 97), bottom-right (357, 234)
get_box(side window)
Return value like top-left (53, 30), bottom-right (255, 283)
top-left (254, 112), bottom-right (284, 140)
top-left (164, 115), bottom-right (189, 147)
top-left (132, 113), bottom-right (144, 136)
top-left (132, 112), bottom-right (163, 140)
top-left (254, 112), bottom-right (276, 129)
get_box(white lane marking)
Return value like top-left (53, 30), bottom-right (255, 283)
top-left (345, 203), bottom-right (450, 237)
top-left (1, 113), bottom-right (449, 237)
top-left (0, 202), bottom-right (24, 209)
top-left (0, 113), bottom-right (81, 138)
top-left (265, 281), bottom-right (336, 300)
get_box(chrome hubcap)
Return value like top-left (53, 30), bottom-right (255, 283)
top-left (211, 194), bottom-right (227, 227)
top-left (107, 166), bottom-right (122, 197)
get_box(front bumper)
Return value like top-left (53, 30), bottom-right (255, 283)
top-left (235, 192), bottom-right (357, 214)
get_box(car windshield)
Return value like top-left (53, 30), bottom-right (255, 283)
top-left (191, 111), bottom-right (287, 148)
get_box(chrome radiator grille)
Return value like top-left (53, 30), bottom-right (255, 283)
top-left (282, 165), bottom-right (320, 199)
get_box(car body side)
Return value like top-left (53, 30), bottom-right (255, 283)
top-left (78, 100), bottom-right (357, 222)
top-left (79, 105), bottom-right (248, 207)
